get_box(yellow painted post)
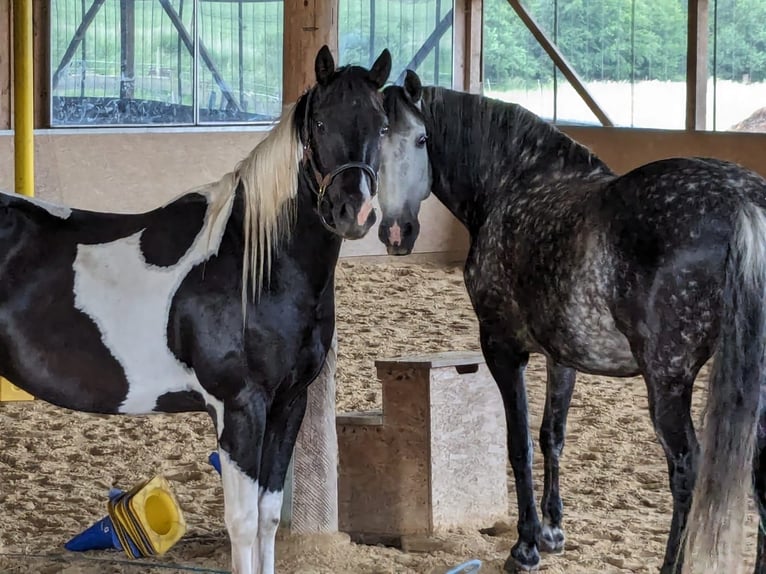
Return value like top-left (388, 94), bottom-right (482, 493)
top-left (1, 0), bottom-right (35, 402)
top-left (13, 0), bottom-right (33, 198)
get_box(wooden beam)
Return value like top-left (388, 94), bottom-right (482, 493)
top-left (506, 0), bottom-right (613, 127)
top-left (51, 0), bottom-right (105, 92)
top-left (33, 0), bottom-right (49, 128)
top-left (157, 0), bottom-right (240, 112)
top-left (686, 0), bottom-right (708, 130)
top-left (452, 0), bottom-right (482, 93)
top-left (282, 0), bottom-right (337, 105)
top-left (120, 0), bottom-right (135, 100)
top-left (395, 9), bottom-right (453, 85)
top-left (0, 0), bottom-right (11, 129)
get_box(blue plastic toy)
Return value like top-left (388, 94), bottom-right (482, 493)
top-left (445, 559), bottom-right (482, 574)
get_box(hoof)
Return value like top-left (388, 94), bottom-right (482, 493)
top-left (538, 522), bottom-right (565, 554)
top-left (503, 541), bottom-right (540, 572)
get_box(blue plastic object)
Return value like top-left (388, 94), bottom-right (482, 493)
top-left (445, 559), bottom-right (482, 574)
top-left (209, 451), bottom-right (221, 475)
top-left (64, 489), bottom-right (125, 553)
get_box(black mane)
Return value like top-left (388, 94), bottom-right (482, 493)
top-left (419, 87), bottom-right (613, 188)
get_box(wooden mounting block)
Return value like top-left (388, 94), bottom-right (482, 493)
top-left (337, 351), bottom-right (508, 545)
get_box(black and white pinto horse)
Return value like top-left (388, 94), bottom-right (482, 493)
top-left (378, 70), bottom-right (766, 574)
top-left (0, 46), bottom-right (392, 574)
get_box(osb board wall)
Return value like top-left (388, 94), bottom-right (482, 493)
top-left (338, 368), bottom-right (432, 536)
top-left (0, 0), bottom-right (10, 130)
top-left (1, 127), bottom-right (765, 259)
top-left (563, 126), bottom-right (766, 179)
top-left (0, 130), bottom-right (468, 259)
top-left (428, 365), bottom-right (507, 531)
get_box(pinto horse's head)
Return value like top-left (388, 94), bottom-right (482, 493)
top-left (378, 70), bottom-right (431, 255)
top-left (297, 45), bottom-right (392, 240)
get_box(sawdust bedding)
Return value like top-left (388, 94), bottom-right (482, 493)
top-left (0, 259), bottom-right (760, 573)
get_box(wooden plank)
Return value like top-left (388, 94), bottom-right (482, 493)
top-left (375, 351), bottom-right (485, 370)
top-left (465, 0), bottom-right (482, 93)
top-left (282, 0), bottom-right (338, 105)
top-left (686, 0), bottom-right (708, 130)
top-left (120, 0), bottom-right (135, 100)
top-left (452, 0), bottom-right (482, 93)
top-left (33, 0), bottom-right (50, 128)
top-left (336, 411), bottom-right (384, 427)
top-left (452, 0), bottom-right (466, 90)
top-left (506, 0), bottom-right (613, 127)
top-left (0, 0), bottom-right (10, 129)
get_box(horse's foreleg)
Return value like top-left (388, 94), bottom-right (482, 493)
top-left (479, 325), bottom-right (540, 573)
top-left (538, 359), bottom-right (576, 554)
top-left (217, 396), bottom-right (268, 574)
top-left (257, 388), bottom-right (309, 574)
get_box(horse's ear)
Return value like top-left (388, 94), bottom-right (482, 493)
top-left (368, 49), bottom-right (392, 89)
top-left (315, 45), bottom-right (335, 86)
top-left (404, 70), bottom-right (422, 104)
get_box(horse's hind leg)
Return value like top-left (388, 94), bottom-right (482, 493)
top-left (638, 357), bottom-right (701, 574)
top-left (479, 326), bottom-right (541, 572)
top-left (256, 388), bottom-right (309, 574)
top-left (752, 400), bottom-right (766, 574)
top-left (217, 396), bottom-right (268, 574)
top-left (538, 359), bottom-right (576, 554)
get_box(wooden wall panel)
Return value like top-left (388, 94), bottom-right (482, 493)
top-left (33, 0), bottom-right (49, 128)
top-left (282, 0), bottom-right (338, 106)
top-left (0, 0), bottom-right (10, 129)
top-left (452, 0), bottom-right (482, 93)
top-left (686, 0), bottom-right (709, 130)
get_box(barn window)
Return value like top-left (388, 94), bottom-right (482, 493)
top-left (49, 0), bottom-right (283, 127)
top-left (482, 0), bottom-right (688, 129)
top-left (338, 0), bottom-right (454, 88)
top-left (482, 0), bottom-right (765, 133)
top-left (709, 0), bottom-right (766, 133)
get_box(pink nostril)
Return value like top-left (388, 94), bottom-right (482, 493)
top-left (389, 222), bottom-right (402, 246)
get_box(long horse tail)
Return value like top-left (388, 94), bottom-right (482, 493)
top-left (681, 202), bottom-right (766, 573)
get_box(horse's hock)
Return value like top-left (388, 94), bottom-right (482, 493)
top-left (337, 352), bottom-right (508, 544)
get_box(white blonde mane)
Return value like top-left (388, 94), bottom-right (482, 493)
top-left (206, 103), bottom-right (303, 314)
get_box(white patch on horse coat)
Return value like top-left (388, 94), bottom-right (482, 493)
top-left (258, 489), bottom-right (284, 574)
top-left (0, 190), bottom-right (72, 219)
top-left (219, 449), bottom-right (261, 574)
top-left (564, 232), bottom-right (637, 373)
top-left (72, 183), bottom-right (236, 414)
top-left (198, 386), bottom-right (226, 438)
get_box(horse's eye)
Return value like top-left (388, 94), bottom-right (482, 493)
top-left (315, 120), bottom-right (325, 132)
top-left (380, 125), bottom-right (389, 136)
top-left (416, 134), bottom-right (428, 148)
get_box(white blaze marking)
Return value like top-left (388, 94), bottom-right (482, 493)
top-left (72, 186), bottom-right (235, 413)
top-left (389, 221), bottom-right (402, 245)
top-left (258, 489), bottom-right (284, 574)
top-left (356, 198), bottom-right (374, 226)
top-left (220, 449), bottom-right (260, 574)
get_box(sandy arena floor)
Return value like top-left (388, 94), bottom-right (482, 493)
top-left (0, 259), bottom-right (760, 573)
